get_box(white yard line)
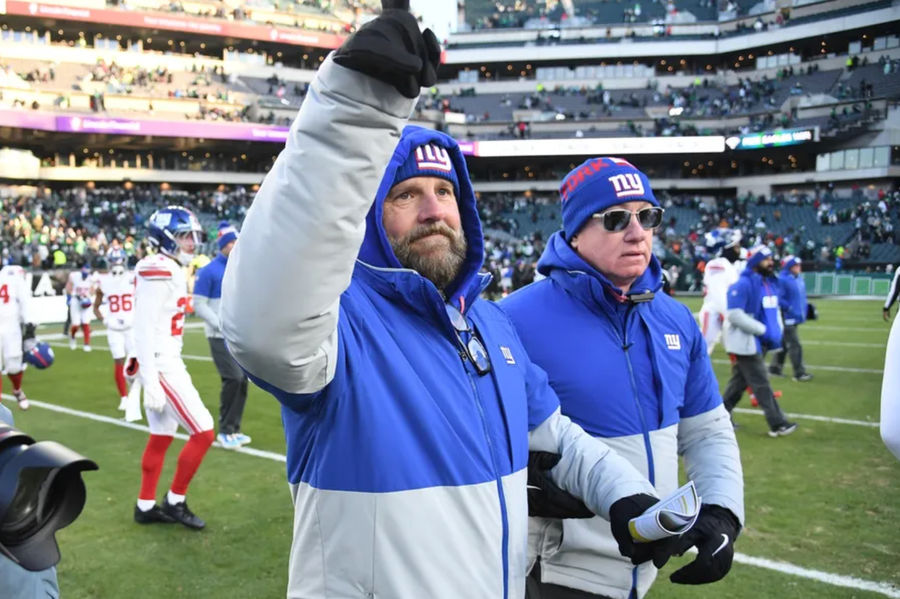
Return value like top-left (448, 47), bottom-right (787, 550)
top-left (733, 554), bottom-right (900, 598)
top-left (733, 407), bottom-right (879, 428)
top-left (711, 359), bottom-right (882, 374)
top-left (6, 395), bottom-right (284, 462)
top-left (6, 395), bottom-right (898, 598)
top-left (45, 341), bottom-right (214, 362)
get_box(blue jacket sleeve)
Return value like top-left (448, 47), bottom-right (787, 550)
top-left (524, 353), bottom-right (561, 431)
top-left (726, 278), bottom-right (749, 312)
top-left (193, 265), bottom-right (212, 299)
top-left (681, 320), bottom-right (723, 417)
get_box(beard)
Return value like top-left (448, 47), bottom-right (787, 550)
top-left (757, 263), bottom-right (775, 277)
top-left (388, 221), bottom-right (468, 292)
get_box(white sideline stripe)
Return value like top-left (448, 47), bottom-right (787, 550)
top-left (805, 325), bottom-right (887, 332)
top-left (712, 359), bottom-right (882, 374)
top-left (732, 553), bottom-right (900, 598)
top-left (45, 341), bottom-right (214, 362)
top-left (40, 321), bottom-right (204, 341)
top-left (3, 395), bottom-right (285, 462)
top-left (733, 407), bottom-right (879, 428)
top-left (802, 340), bottom-right (885, 348)
top-left (8, 397), bottom-right (898, 597)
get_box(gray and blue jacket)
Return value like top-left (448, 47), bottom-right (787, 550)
top-left (221, 57), bottom-right (655, 599)
top-left (500, 232), bottom-right (744, 599)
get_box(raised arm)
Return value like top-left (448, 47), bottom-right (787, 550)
top-left (221, 11), bottom-right (438, 395)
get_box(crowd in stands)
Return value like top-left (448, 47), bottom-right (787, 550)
top-left (424, 57), bottom-right (893, 141)
top-left (475, 184), bottom-right (900, 294)
top-left (0, 185), bottom-right (253, 270)
top-left (1, 183), bottom-right (896, 294)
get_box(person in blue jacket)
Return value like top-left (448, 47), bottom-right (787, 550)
top-left (193, 221), bottom-right (251, 449)
top-left (220, 11), bottom-right (677, 599)
top-left (722, 245), bottom-right (798, 437)
top-left (769, 255), bottom-right (812, 381)
top-left (500, 157), bottom-right (745, 599)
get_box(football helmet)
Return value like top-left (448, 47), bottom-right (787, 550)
top-left (23, 341), bottom-right (55, 369)
top-left (147, 206), bottom-right (205, 266)
top-left (107, 247), bottom-right (127, 276)
top-left (704, 228), bottom-right (742, 255)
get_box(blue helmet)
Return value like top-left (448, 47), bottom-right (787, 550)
top-left (147, 206), bottom-right (204, 265)
top-left (24, 341), bottom-right (55, 369)
top-left (107, 247), bottom-right (127, 266)
top-left (704, 228), bottom-right (742, 255)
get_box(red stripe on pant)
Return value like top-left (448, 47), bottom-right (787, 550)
top-left (159, 374), bottom-right (202, 434)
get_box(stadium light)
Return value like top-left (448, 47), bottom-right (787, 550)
top-left (0, 426), bottom-right (98, 571)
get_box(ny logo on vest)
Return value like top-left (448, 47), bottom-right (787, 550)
top-left (608, 173), bottom-right (645, 198)
top-left (500, 346), bottom-right (516, 365)
top-left (416, 144), bottom-right (453, 173)
top-left (664, 334), bottom-right (681, 350)
top-left (762, 294), bottom-right (779, 309)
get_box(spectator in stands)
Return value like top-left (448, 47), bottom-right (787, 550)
top-left (501, 157), bottom-right (744, 599)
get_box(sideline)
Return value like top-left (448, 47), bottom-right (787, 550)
top-left (711, 358), bottom-right (882, 375)
top-left (6, 396), bottom-right (897, 598)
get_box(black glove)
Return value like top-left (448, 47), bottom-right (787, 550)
top-left (526, 452), bottom-right (594, 519)
top-left (806, 302), bottom-right (818, 321)
top-left (23, 323), bottom-right (36, 342)
top-left (669, 504), bottom-right (741, 585)
top-left (333, 4), bottom-right (440, 99)
top-left (609, 494), bottom-right (679, 569)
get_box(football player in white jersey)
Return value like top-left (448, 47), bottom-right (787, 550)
top-left (93, 248), bottom-right (137, 414)
top-left (699, 228), bottom-right (743, 355)
top-left (132, 206), bottom-right (214, 530)
top-left (65, 264), bottom-right (98, 352)
top-left (0, 264), bottom-right (35, 410)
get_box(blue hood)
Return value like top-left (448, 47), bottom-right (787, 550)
top-left (357, 125), bottom-right (485, 309)
top-left (537, 230), bottom-right (663, 302)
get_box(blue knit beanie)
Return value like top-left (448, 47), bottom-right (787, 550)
top-left (391, 142), bottom-right (460, 195)
top-left (217, 221), bottom-right (238, 250)
top-left (560, 157), bottom-right (658, 240)
top-left (781, 255), bottom-right (801, 270)
top-left (746, 245), bottom-right (773, 270)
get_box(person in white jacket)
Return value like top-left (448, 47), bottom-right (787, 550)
top-left (881, 315), bottom-right (900, 460)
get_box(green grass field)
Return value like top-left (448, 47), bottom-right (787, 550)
top-left (5, 298), bottom-right (898, 598)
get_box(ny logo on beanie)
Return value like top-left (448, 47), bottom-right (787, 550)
top-left (415, 144), bottom-right (453, 173)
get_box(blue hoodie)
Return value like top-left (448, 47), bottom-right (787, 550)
top-left (223, 60), bottom-right (656, 599)
top-left (777, 268), bottom-right (807, 325)
top-left (727, 268), bottom-right (783, 351)
top-left (499, 231), bottom-right (738, 599)
top-left (501, 231), bottom-right (722, 482)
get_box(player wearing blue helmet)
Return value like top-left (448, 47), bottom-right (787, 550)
top-left (94, 245), bottom-right (139, 419)
top-left (698, 228), bottom-right (744, 356)
top-left (132, 206), bottom-right (214, 530)
top-left (65, 262), bottom-right (99, 352)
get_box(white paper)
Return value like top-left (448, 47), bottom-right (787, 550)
top-left (628, 480), bottom-right (701, 542)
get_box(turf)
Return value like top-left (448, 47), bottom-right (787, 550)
top-left (4, 298), bottom-right (897, 598)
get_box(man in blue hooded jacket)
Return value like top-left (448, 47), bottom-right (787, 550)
top-left (768, 255), bottom-right (812, 382)
top-left (500, 158), bottom-right (744, 599)
top-left (220, 9), bottom-right (676, 599)
top-left (722, 245), bottom-right (798, 437)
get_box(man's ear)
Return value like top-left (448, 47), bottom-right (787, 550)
top-left (570, 236), bottom-right (579, 250)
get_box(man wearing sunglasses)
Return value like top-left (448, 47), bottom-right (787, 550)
top-left (220, 8), bottom-right (677, 599)
top-left (501, 158), bottom-right (745, 599)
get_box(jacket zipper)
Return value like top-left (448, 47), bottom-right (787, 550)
top-left (619, 303), bottom-right (655, 599)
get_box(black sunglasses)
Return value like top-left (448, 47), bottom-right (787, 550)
top-left (445, 304), bottom-right (492, 376)
top-left (591, 207), bottom-right (665, 232)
